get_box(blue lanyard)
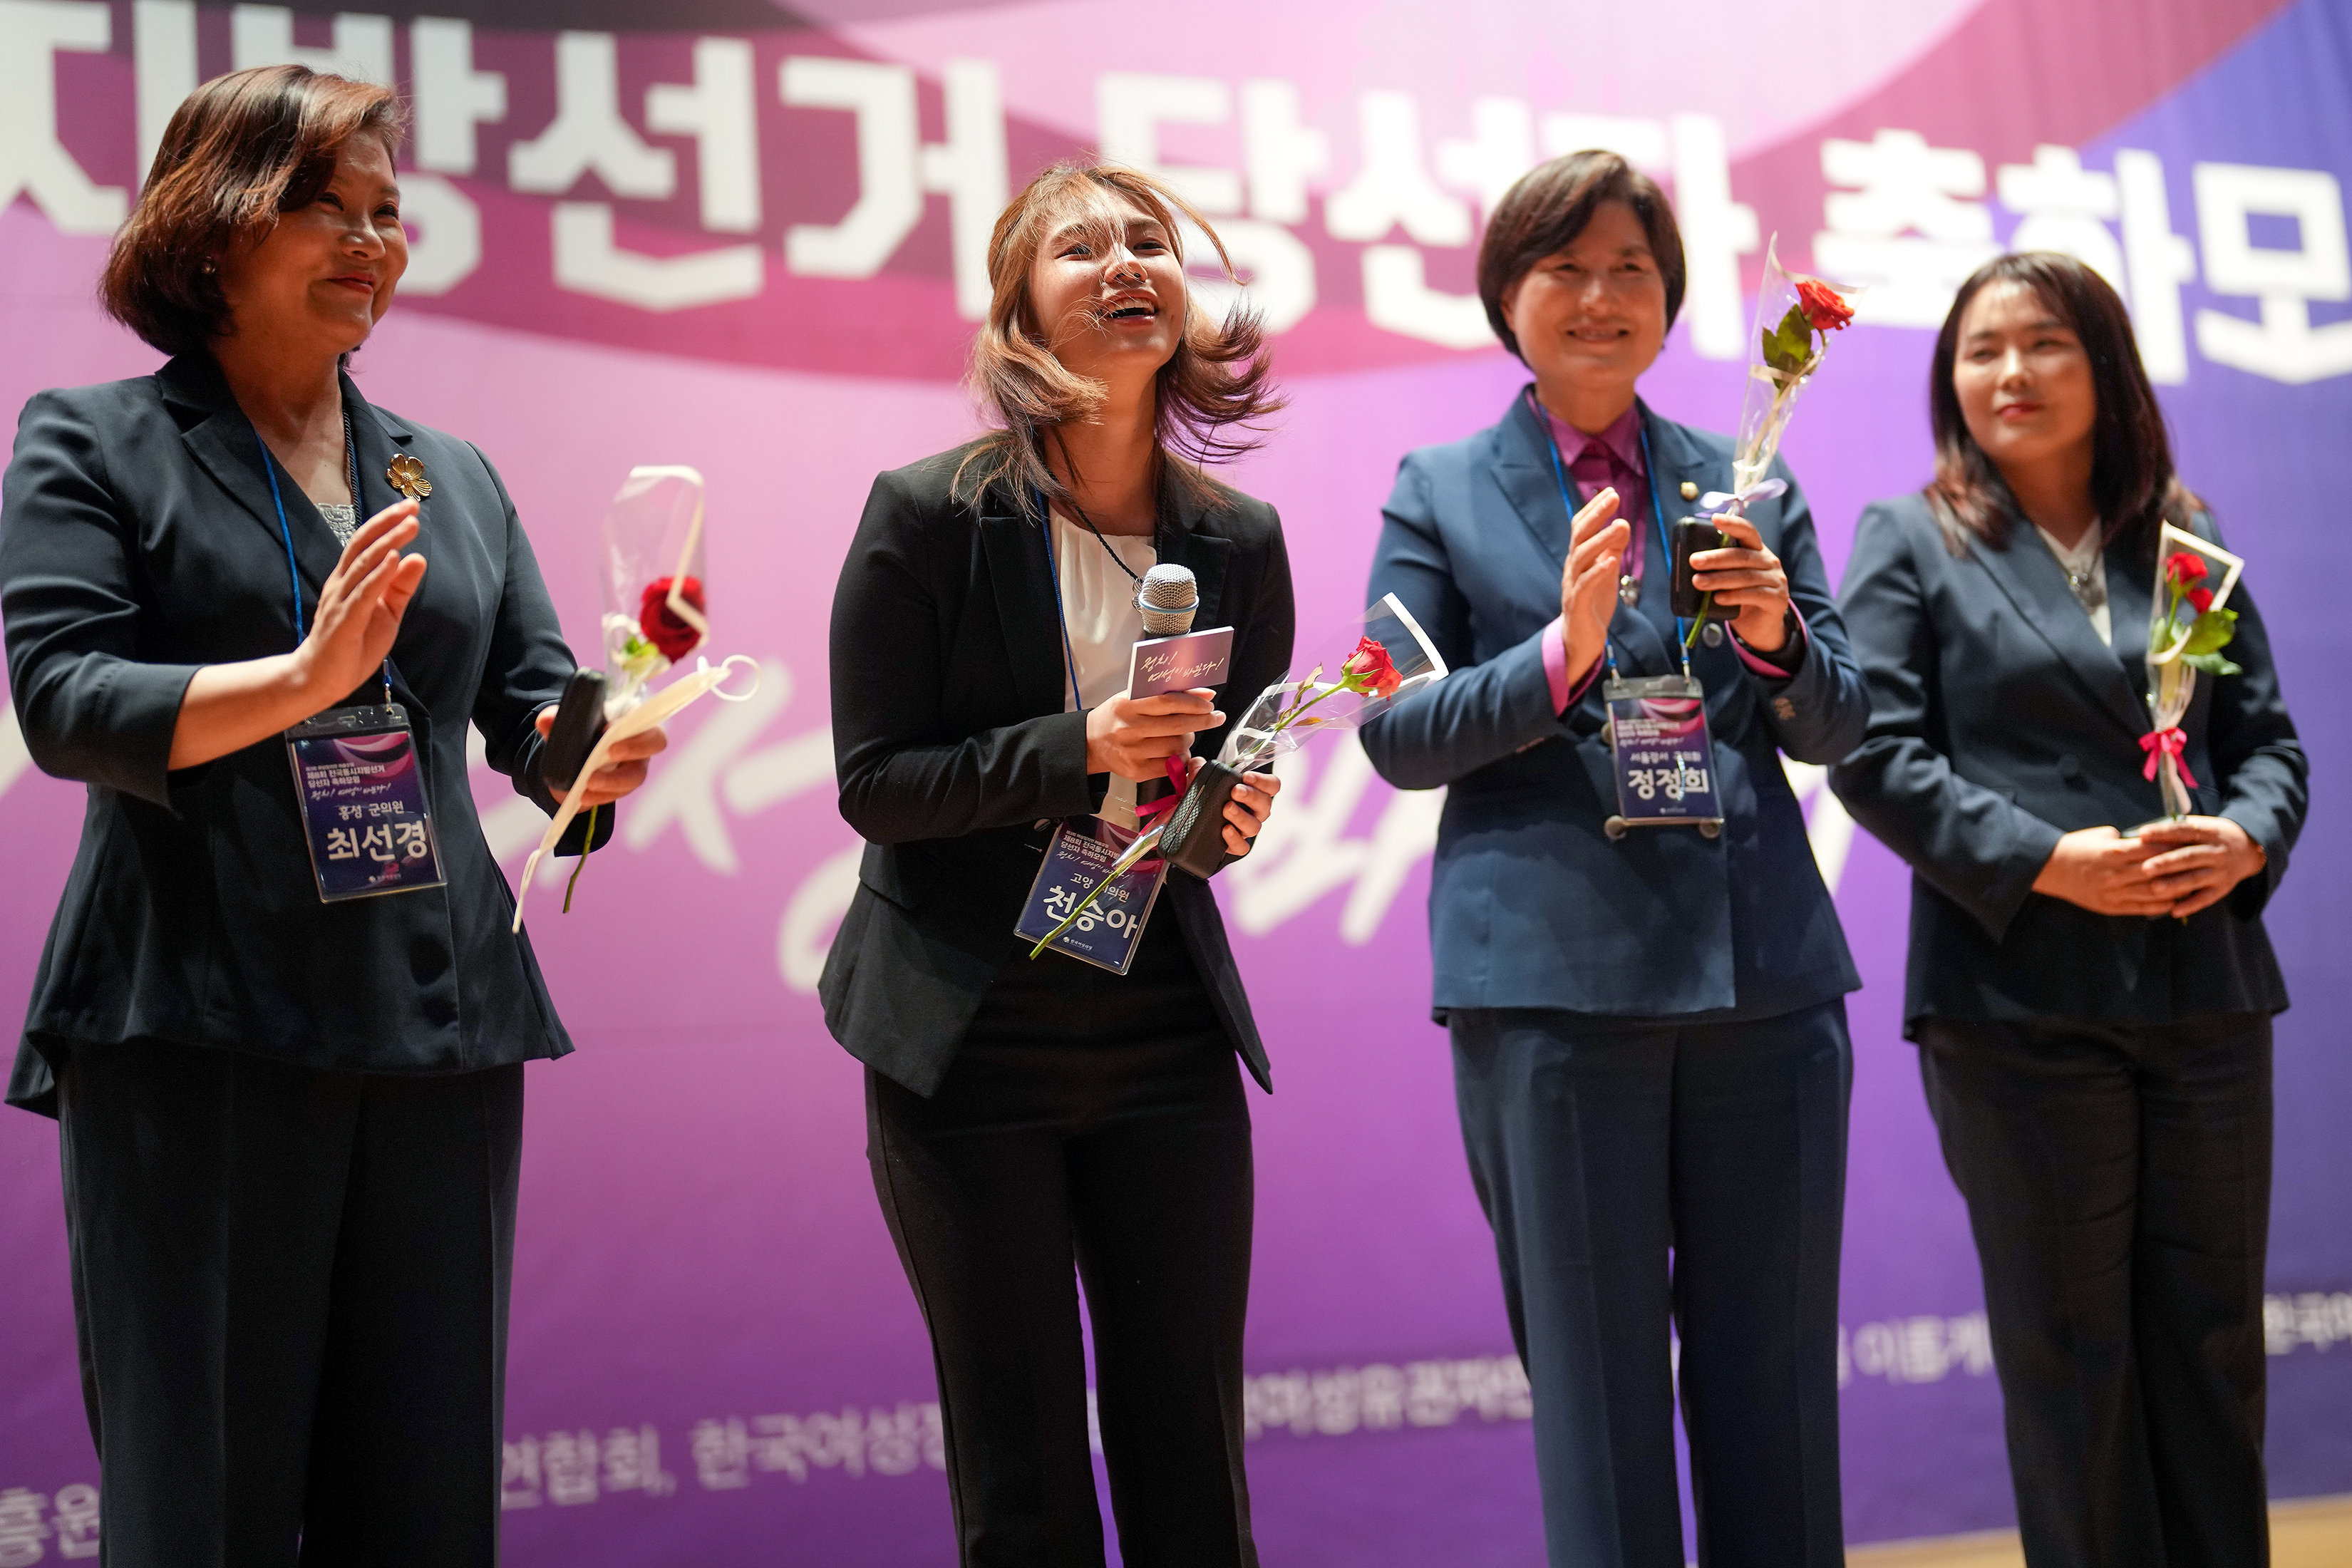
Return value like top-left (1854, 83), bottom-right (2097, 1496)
top-left (1033, 490), bottom-right (1083, 712)
top-left (1537, 406), bottom-right (1685, 677)
top-left (259, 421), bottom-right (392, 703)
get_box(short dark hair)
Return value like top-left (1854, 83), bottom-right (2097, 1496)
top-left (100, 65), bottom-right (407, 357)
top-left (1926, 252), bottom-right (2199, 556)
top-left (1477, 150), bottom-right (1686, 359)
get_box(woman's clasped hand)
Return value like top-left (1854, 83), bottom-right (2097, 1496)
top-left (1083, 687), bottom-right (1281, 856)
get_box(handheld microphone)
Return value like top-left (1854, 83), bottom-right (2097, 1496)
top-left (1135, 564), bottom-right (1198, 636)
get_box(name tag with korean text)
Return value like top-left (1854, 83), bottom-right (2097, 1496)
top-left (284, 705), bottom-right (447, 902)
top-left (1013, 817), bottom-right (1168, 974)
top-left (1603, 674), bottom-right (1723, 830)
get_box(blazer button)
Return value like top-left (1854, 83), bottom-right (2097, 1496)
top-left (2058, 753), bottom-right (2081, 780)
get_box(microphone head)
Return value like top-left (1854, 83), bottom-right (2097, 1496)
top-left (1136, 563), bottom-right (1198, 636)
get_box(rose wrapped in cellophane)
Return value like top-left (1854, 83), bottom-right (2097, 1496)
top-left (1027, 593), bottom-right (1447, 956)
top-left (1681, 237), bottom-right (1860, 647)
top-left (510, 465), bottom-right (759, 930)
top-left (2143, 526), bottom-right (2245, 820)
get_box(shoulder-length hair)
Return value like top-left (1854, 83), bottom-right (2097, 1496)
top-left (1477, 150), bottom-right (1686, 358)
top-left (951, 160), bottom-right (1283, 512)
top-left (1926, 252), bottom-right (2199, 557)
top-left (101, 65), bottom-right (407, 358)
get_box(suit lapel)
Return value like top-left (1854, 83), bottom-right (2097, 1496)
top-left (979, 485), bottom-right (1072, 717)
top-left (2103, 540), bottom-right (2155, 721)
top-left (1971, 523), bottom-right (2149, 739)
top-left (1489, 390), bottom-right (1574, 566)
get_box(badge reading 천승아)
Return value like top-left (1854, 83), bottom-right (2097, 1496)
top-left (387, 453), bottom-right (432, 499)
top-left (1013, 817), bottom-right (1169, 974)
top-left (1602, 674), bottom-right (1723, 839)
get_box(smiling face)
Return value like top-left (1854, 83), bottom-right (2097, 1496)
top-left (215, 133), bottom-right (406, 355)
top-left (1500, 198), bottom-right (1668, 423)
top-left (1023, 190), bottom-right (1188, 389)
top-left (1951, 277), bottom-right (2098, 478)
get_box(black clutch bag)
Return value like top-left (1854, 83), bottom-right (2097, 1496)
top-left (1155, 760), bottom-right (1244, 880)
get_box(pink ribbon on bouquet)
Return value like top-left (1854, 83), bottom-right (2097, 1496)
top-left (2140, 726), bottom-right (2197, 788)
top-left (1135, 755), bottom-right (1191, 822)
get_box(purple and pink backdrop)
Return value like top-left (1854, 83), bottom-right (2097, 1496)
top-left (4, 0), bottom-right (2349, 1559)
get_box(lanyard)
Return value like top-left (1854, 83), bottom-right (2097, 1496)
top-left (258, 418), bottom-right (392, 705)
top-left (1034, 490), bottom-right (1084, 713)
top-left (1537, 410), bottom-right (1687, 680)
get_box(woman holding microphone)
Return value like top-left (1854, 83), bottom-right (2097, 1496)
top-left (822, 162), bottom-right (1289, 1567)
top-left (1831, 252), bottom-right (2304, 1567)
top-left (1361, 150), bottom-right (1868, 1567)
top-left (0, 67), bottom-right (661, 1564)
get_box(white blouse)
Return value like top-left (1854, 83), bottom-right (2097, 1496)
top-left (2033, 520), bottom-right (2110, 647)
top-left (1049, 510), bottom-right (1156, 711)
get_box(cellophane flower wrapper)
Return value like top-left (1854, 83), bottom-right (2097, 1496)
top-left (1728, 236), bottom-right (1860, 499)
top-left (1214, 593), bottom-right (1448, 772)
top-left (2143, 525), bottom-right (2245, 819)
top-left (510, 465), bottom-right (758, 931)
top-left (600, 465), bottom-right (711, 718)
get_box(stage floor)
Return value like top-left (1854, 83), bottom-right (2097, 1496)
top-left (1847, 1493), bottom-right (2352, 1566)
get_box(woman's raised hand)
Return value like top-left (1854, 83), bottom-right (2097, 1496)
top-left (2031, 825), bottom-right (2173, 917)
top-left (297, 498), bottom-right (427, 702)
top-left (1086, 688), bottom-right (1223, 781)
top-left (1559, 486), bottom-right (1631, 685)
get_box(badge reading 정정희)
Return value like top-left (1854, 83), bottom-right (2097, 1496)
top-left (284, 705), bottom-right (447, 901)
top-left (1602, 674), bottom-right (1723, 839)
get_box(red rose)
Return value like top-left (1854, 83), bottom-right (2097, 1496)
top-left (2163, 550), bottom-right (2208, 587)
top-left (1795, 277), bottom-right (1855, 334)
top-left (639, 575), bottom-right (706, 662)
top-left (2187, 586), bottom-right (2214, 613)
top-left (1341, 636), bottom-right (1403, 699)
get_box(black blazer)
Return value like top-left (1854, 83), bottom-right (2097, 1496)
top-left (1, 355), bottom-right (600, 1115)
top-left (1829, 492), bottom-right (2306, 1030)
top-left (819, 447), bottom-right (1295, 1096)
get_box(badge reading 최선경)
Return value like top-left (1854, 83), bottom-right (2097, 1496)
top-left (387, 453), bottom-right (432, 500)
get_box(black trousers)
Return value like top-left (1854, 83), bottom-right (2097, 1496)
top-left (867, 912), bottom-right (1257, 1568)
top-left (1919, 1012), bottom-right (2273, 1568)
top-left (54, 1037), bottom-right (522, 1568)
top-left (1449, 1001), bottom-right (1852, 1568)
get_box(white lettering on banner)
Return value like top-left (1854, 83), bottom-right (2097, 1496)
top-left (1326, 91), bottom-right (1472, 247)
top-left (620, 656), bottom-right (795, 872)
top-left (2192, 162), bottom-right (2352, 384)
top-left (229, 5), bottom-right (393, 86)
top-left (1239, 78), bottom-right (1329, 226)
top-left (2264, 1291), bottom-right (2352, 1353)
top-left (1815, 128), bottom-right (2000, 329)
top-left (1182, 216), bottom-right (1317, 336)
top-left (133, 0), bottom-right (196, 184)
top-left (1781, 758), bottom-right (1857, 893)
top-left (1434, 98), bottom-right (1535, 220)
top-left (510, 33), bottom-right (676, 199)
top-left (778, 842), bottom-right (861, 991)
top-left (411, 18), bottom-right (509, 178)
top-left (1541, 112), bottom-right (1669, 172)
top-left (552, 202), bottom-right (765, 309)
top-left (1670, 113), bottom-right (1760, 362)
top-left (917, 60), bottom-right (1009, 321)
top-left (1361, 244), bottom-right (1491, 349)
top-left (1997, 144), bottom-right (2125, 293)
top-left (647, 38), bottom-right (763, 234)
top-left (1839, 1311), bottom-right (1996, 1387)
top-left (397, 172), bottom-right (483, 294)
top-left (1225, 738), bottom-right (1445, 942)
top-left (0, 1), bottom-right (128, 235)
top-left (1097, 73), bottom-right (1242, 215)
top-left (780, 57), bottom-right (921, 279)
top-left (0, 1482), bottom-right (98, 1563)
top-left (1243, 1355), bottom-right (1532, 1440)
top-left (0, 706), bottom-right (31, 803)
top-left (2115, 149), bottom-right (2198, 386)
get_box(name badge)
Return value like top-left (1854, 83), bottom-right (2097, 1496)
top-left (284, 705), bottom-right (448, 902)
top-left (1603, 674), bottom-right (1723, 832)
top-left (1013, 817), bottom-right (1168, 974)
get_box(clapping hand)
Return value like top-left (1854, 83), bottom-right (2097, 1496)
top-left (1559, 486), bottom-right (1631, 684)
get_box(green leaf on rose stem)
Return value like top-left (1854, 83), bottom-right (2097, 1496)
top-left (2181, 607), bottom-right (2239, 656)
top-left (2180, 650), bottom-right (2243, 676)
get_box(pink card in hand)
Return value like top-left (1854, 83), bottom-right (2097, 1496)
top-left (1129, 627), bottom-right (1233, 697)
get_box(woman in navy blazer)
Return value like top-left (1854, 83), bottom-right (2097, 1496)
top-left (1830, 254), bottom-right (2304, 1567)
top-left (0, 68), bottom-right (658, 1564)
top-left (1361, 152), bottom-right (1867, 1567)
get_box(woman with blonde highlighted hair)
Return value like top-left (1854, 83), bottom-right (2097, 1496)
top-left (821, 162), bottom-right (1292, 1566)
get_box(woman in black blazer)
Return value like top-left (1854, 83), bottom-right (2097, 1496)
top-left (821, 161), bottom-right (1289, 1567)
top-left (1831, 253), bottom-right (2305, 1568)
top-left (0, 69), bottom-right (660, 1565)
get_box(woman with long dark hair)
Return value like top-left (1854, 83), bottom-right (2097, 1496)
top-left (0, 67), bottom-right (661, 1564)
top-left (820, 162), bottom-right (1291, 1567)
top-left (1831, 252), bottom-right (2306, 1567)
top-left (1359, 150), bottom-right (1869, 1567)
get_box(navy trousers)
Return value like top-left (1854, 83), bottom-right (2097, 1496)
top-left (1449, 1001), bottom-right (1851, 1568)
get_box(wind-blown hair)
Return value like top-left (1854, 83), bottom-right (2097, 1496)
top-left (1927, 251), bottom-right (2200, 557)
top-left (102, 65), bottom-right (407, 358)
top-left (951, 160), bottom-right (1284, 512)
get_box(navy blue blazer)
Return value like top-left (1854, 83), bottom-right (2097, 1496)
top-left (1829, 494), bottom-right (2303, 1029)
top-left (1360, 390), bottom-right (1867, 1021)
top-left (1, 355), bottom-right (600, 1115)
